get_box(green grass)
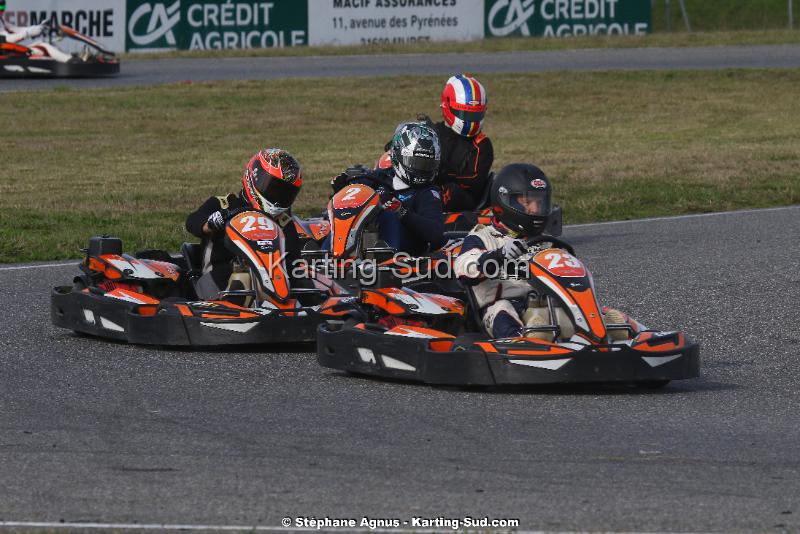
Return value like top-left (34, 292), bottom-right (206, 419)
top-left (652, 0), bottom-right (797, 32)
top-left (1, 70), bottom-right (799, 263)
top-left (124, 30), bottom-right (800, 61)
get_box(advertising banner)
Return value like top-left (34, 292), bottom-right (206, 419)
top-left (308, 0), bottom-right (483, 47)
top-left (126, 0), bottom-right (308, 52)
top-left (485, 0), bottom-right (650, 38)
top-left (2, 0), bottom-right (126, 52)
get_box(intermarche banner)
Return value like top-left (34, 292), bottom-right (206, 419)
top-left (4, 0), bottom-right (650, 53)
top-left (2, 0), bottom-right (126, 52)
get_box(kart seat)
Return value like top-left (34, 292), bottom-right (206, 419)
top-left (442, 231), bottom-right (469, 241)
top-left (475, 171), bottom-right (495, 210)
top-left (181, 243), bottom-right (203, 274)
top-left (180, 242), bottom-right (222, 300)
top-left (463, 284), bottom-right (490, 338)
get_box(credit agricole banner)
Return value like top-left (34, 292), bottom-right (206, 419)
top-left (126, 0), bottom-right (308, 52)
top-left (484, 0), bottom-right (651, 38)
top-left (4, 0), bottom-right (650, 53)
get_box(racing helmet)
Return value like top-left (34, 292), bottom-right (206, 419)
top-left (490, 163), bottom-right (553, 236)
top-left (241, 148), bottom-right (302, 217)
top-left (390, 121), bottom-right (441, 187)
top-left (440, 74), bottom-right (487, 137)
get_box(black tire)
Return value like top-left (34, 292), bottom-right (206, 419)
top-left (635, 379), bottom-right (671, 389)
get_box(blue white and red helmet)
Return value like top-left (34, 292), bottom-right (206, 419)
top-left (440, 74), bottom-right (487, 137)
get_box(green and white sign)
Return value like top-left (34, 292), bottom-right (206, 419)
top-left (126, 0), bottom-right (308, 52)
top-left (485, 0), bottom-right (650, 38)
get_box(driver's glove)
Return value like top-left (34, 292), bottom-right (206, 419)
top-left (379, 189), bottom-right (407, 218)
top-left (330, 172), bottom-right (349, 193)
top-left (26, 25), bottom-right (45, 39)
top-left (206, 210), bottom-right (229, 233)
top-left (502, 239), bottom-right (527, 260)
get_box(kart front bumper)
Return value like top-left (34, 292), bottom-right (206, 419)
top-left (51, 285), bottom-right (324, 347)
top-left (316, 322), bottom-right (700, 386)
top-left (1, 57), bottom-right (119, 78)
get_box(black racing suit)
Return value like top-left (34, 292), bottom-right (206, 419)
top-left (185, 193), bottom-right (304, 290)
top-left (432, 121), bottom-right (494, 212)
top-left (333, 168), bottom-right (445, 256)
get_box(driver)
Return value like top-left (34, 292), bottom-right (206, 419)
top-left (0, 6), bottom-right (73, 63)
top-left (331, 121), bottom-right (445, 256)
top-left (0, 2), bottom-right (45, 44)
top-left (454, 163), bottom-right (555, 339)
top-left (185, 148), bottom-right (304, 292)
top-left (434, 74), bottom-right (494, 211)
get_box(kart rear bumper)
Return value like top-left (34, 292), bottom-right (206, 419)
top-left (316, 321), bottom-right (700, 386)
top-left (52, 285), bottom-right (322, 347)
top-left (1, 57), bottom-right (119, 78)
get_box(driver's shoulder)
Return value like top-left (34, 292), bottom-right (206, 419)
top-left (468, 223), bottom-right (505, 247)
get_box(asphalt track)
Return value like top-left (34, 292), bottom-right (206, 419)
top-left (2, 44), bottom-right (800, 92)
top-left (1, 206), bottom-right (799, 533)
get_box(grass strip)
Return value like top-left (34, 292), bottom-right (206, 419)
top-left (1, 70), bottom-right (798, 262)
top-left (123, 30), bottom-right (800, 61)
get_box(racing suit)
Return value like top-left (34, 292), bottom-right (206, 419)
top-left (0, 19), bottom-right (44, 44)
top-left (432, 121), bottom-right (494, 212)
top-left (185, 193), bottom-right (304, 291)
top-left (453, 223), bottom-right (532, 338)
top-left (333, 168), bottom-right (445, 256)
top-left (455, 222), bottom-right (632, 341)
top-left (0, 19), bottom-right (73, 61)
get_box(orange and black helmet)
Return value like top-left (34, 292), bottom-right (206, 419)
top-left (241, 148), bottom-right (302, 217)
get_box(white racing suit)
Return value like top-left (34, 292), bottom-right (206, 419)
top-left (0, 20), bottom-right (44, 44)
top-left (454, 224), bottom-right (538, 338)
top-left (454, 223), bottom-right (634, 341)
top-left (0, 20), bottom-right (71, 61)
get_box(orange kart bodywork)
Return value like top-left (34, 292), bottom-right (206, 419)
top-left (51, 213), bottom-right (356, 347)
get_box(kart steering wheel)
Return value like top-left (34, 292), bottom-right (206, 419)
top-left (526, 235), bottom-right (576, 255)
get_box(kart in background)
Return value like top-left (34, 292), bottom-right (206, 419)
top-left (51, 210), bottom-right (354, 346)
top-left (0, 23), bottom-right (119, 78)
top-left (306, 182), bottom-right (465, 298)
top-left (317, 234), bottom-right (700, 387)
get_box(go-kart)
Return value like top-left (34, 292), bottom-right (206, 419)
top-left (305, 182), bottom-right (466, 299)
top-left (51, 210), bottom-right (354, 346)
top-left (0, 23), bottom-right (119, 78)
top-left (317, 235), bottom-right (700, 387)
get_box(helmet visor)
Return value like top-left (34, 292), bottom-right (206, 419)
top-left (401, 153), bottom-right (438, 176)
top-left (450, 106), bottom-right (485, 123)
top-left (254, 174), bottom-right (300, 208)
top-left (501, 190), bottom-right (550, 216)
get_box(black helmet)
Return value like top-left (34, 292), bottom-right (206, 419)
top-left (389, 121), bottom-right (441, 187)
top-left (490, 163), bottom-right (553, 236)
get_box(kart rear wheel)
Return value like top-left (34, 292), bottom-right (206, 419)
top-left (635, 379), bottom-right (671, 389)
